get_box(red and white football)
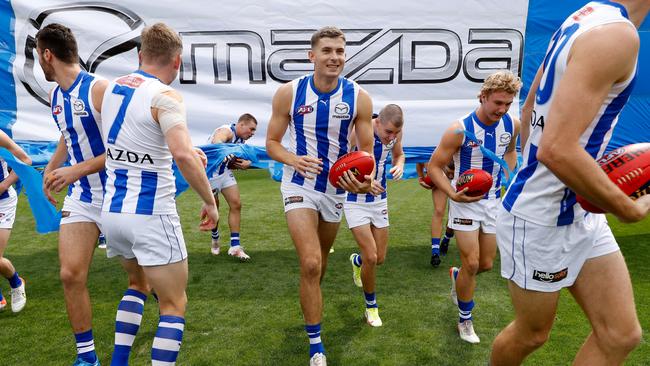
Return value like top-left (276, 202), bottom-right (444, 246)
top-left (456, 168), bottom-right (493, 197)
top-left (421, 174), bottom-right (434, 188)
top-left (576, 143), bottom-right (650, 213)
top-left (328, 151), bottom-right (375, 188)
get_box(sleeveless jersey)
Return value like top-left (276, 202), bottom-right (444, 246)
top-left (208, 123), bottom-right (245, 178)
top-left (347, 134), bottom-right (394, 203)
top-left (281, 74), bottom-right (360, 195)
top-left (453, 111), bottom-right (515, 200)
top-left (0, 158), bottom-right (16, 200)
top-left (503, 1), bottom-right (637, 226)
top-left (101, 70), bottom-right (178, 215)
top-left (50, 70), bottom-right (106, 207)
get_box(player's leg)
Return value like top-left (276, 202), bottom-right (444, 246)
top-left (0, 229), bottom-right (17, 311)
top-left (451, 228), bottom-right (481, 342)
top-left (477, 231), bottom-right (496, 273)
top-left (570, 251), bottom-right (641, 365)
top-left (111, 258), bottom-right (150, 366)
top-left (210, 189), bottom-right (221, 255)
top-left (0, 196), bottom-right (23, 312)
top-left (350, 224), bottom-right (380, 320)
top-left (59, 221), bottom-right (100, 365)
top-left (490, 281), bottom-right (559, 365)
top-left (143, 260), bottom-right (188, 366)
top-left (369, 225), bottom-right (388, 326)
top-left (430, 188), bottom-right (447, 266)
top-left (222, 184), bottom-right (249, 260)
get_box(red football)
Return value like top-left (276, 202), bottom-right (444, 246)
top-left (421, 174), bottom-right (434, 188)
top-left (456, 168), bottom-right (493, 197)
top-left (329, 151), bottom-right (375, 188)
top-left (576, 143), bottom-right (650, 213)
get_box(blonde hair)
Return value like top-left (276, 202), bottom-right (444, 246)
top-left (140, 22), bottom-right (182, 65)
top-left (310, 26), bottom-right (346, 48)
top-left (378, 104), bottom-right (404, 128)
top-left (478, 70), bottom-right (522, 100)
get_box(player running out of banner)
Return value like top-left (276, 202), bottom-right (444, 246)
top-left (37, 23), bottom-right (108, 366)
top-left (0, 131), bottom-right (31, 313)
top-left (491, 2), bottom-right (650, 364)
top-left (346, 104), bottom-right (404, 327)
top-left (101, 23), bottom-right (218, 365)
top-left (416, 162), bottom-right (455, 267)
top-left (266, 26), bottom-right (374, 366)
top-left (428, 70), bottom-right (520, 344)
top-left (207, 113), bottom-right (257, 260)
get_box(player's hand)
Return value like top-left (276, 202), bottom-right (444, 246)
top-left (615, 195), bottom-right (650, 223)
top-left (338, 170), bottom-right (373, 193)
top-left (450, 187), bottom-right (483, 203)
top-left (199, 203), bottom-right (219, 231)
top-left (418, 177), bottom-right (432, 189)
top-left (222, 153), bottom-right (236, 166)
top-left (389, 165), bottom-right (403, 180)
top-left (193, 148), bottom-right (208, 169)
top-left (41, 175), bottom-right (57, 205)
top-left (231, 159), bottom-right (251, 170)
top-left (291, 155), bottom-right (323, 179)
top-left (368, 179), bottom-right (385, 196)
top-left (44, 166), bottom-right (80, 194)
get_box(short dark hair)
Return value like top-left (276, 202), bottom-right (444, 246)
top-left (238, 113), bottom-right (257, 125)
top-left (35, 23), bottom-right (78, 64)
top-left (310, 26), bottom-right (346, 48)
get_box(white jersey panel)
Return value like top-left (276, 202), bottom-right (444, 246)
top-left (503, 1), bottom-right (637, 226)
top-left (208, 123), bottom-right (245, 179)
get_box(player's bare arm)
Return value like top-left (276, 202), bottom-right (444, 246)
top-left (389, 131), bottom-right (405, 180)
top-left (503, 117), bottom-right (520, 181)
top-left (266, 82), bottom-right (322, 179)
top-left (0, 130), bottom-right (31, 195)
top-left (155, 89), bottom-right (219, 229)
top-left (520, 66), bottom-right (542, 148)
top-left (338, 89), bottom-right (374, 193)
top-left (537, 22), bottom-right (647, 222)
top-left (428, 121), bottom-right (482, 203)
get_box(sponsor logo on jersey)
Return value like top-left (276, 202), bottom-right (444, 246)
top-left (499, 132), bottom-right (512, 145)
top-left (453, 218), bottom-right (473, 225)
top-left (106, 147), bottom-right (154, 164)
top-left (72, 98), bottom-right (89, 117)
top-left (116, 75), bottom-right (145, 88)
top-left (532, 268), bottom-right (568, 283)
top-left (284, 196), bottom-right (304, 206)
top-left (52, 105), bottom-right (63, 115)
top-left (296, 105), bottom-right (314, 115)
top-left (332, 102), bottom-right (351, 119)
top-left (335, 203), bottom-right (343, 209)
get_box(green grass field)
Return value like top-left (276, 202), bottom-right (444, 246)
top-left (0, 169), bottom-right (649, 365)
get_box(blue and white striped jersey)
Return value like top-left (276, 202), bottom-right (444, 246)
top-left (50, 70), bottom-right (106, 208)
top-left (0, 158), bottom-right (16, 200)
top-left (503, 1), bottom-right (636, 226)
top-left (281, 74), bottom-right (360, 195)
top-left (453, 111), bottom-right (514, 200)
top-left (101, 70), bottom-right (178, 215)
top-left (208, 123), bottom-right (246, 179)
top-left (347, 134), bottom-right (394, 203)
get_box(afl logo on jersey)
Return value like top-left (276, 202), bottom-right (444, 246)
top-left (465, 139), bottom-right (482, 148)
top-left (72, 99), bottom-right (89, 117)
top-left (52, 105), bottom-right (63, 115)
top-left (333, 102), bottom-right (351, 119)
top-left (296, 105), bottom-right (314, 115)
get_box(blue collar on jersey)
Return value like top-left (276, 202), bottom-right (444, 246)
top-left (595, 0), bottom-right (629, 19)
top-left (60, 70), bottom-right (87, 94)
top-left (308, 74), bottom-right (342, 99)
top-left (134, 69), bottom-right (160, 80)
top-left (230, 123), bottom-right (242, 141)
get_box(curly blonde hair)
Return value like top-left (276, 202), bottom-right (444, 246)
top-left (478, 70), bottom-right (522, 100)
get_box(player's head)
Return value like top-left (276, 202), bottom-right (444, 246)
top-left (235, 113), bottom-right (257, 140)
top-left (374, 104), bottom-right (403, 145)
top-left (35, 23), bottom-right (79, 81)
top-left (309, 26), bottom-right (346, 79)
top-left (477, 70), bottom-right (522, 123)
top-left (139, 22), bottom-right (183, 84)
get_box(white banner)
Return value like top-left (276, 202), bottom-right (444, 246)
top-left (11, 0), bottom-right (528, 147)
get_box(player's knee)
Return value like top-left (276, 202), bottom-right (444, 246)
top-left (478, 259), bottom-right (493, 272)
top-left (596, 320), bottom-right (642, 353)
top-left (525, 329), bottom-right (551, 350)
top-left (300, 257), bottom-right (322, 279)
top-left (230, 198), bottom-right (242, 212)
top-left (433, 208), bottom-right (445, 220)
top-left (59, 267), bottom-right (87, 287)
top-left (376, 254), bottom-right (386, 266)
top-left (463, 259), bottom-right (480, 275)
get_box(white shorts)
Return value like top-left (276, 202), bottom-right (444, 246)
top-left (344, 200), bottom-right (389, 229)
top-left (0, 195), bottom-right (17, 229)
top-left (497, 206), bottom-right (619, 292)
top-left (209, 169), bottom-right (237, 193)
top-left (281, 183), bottom-right (346, 223)
top-left (102, 211), bottom-right (187, 266)
top-left (448, 198), bottom-right (499, 233)
top-left (60, 196), bottom-right (102, 228)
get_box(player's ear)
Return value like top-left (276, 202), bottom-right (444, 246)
top-left (308, 50), bottom-right (315, 63)
top-left (173, 53), bottom-right (181, 70)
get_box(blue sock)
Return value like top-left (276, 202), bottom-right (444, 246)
top-left (364, 292), bottom-right (378, 309)
top-left (8, 272), bottom-right (21, 289)
top-left (0, 289), bottom-right (4, 302)
top-left (112, 289), bottom-right (147, 366)
top-left (75, 329), bottom-right (98, 363)
top-left (305, 323), bottom-right (325, 357)
top-left (230, 232), bottom-right (240, 247)
top-left (151, 315), bottom-right (185, 365)
top-left (458, 299), bottom-right (475, 323)
top-left (352, 253), bottom-right (362, 267)
top-left (211, 228), bottom-right (219, 241)
top-left (431, 238), bottom-right (440, 255)
top-left (453, 267), bottom-right (459, 280)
